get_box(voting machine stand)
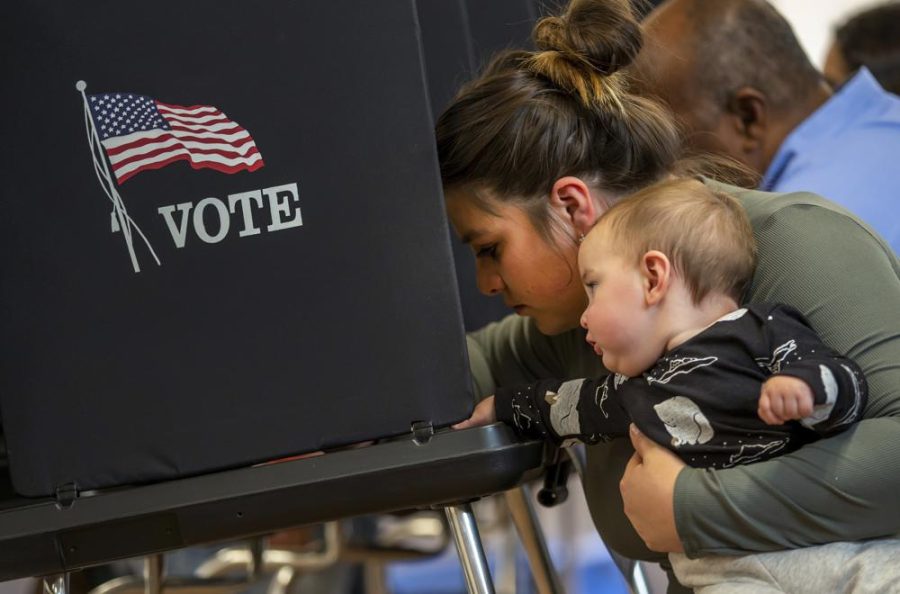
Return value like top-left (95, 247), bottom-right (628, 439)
top-left (0, 424), bottom-right (563, 594)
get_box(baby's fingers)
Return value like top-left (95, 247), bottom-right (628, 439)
top-left (758, 392), bottom-right (782, 425)
top-left (781, 396), bottom-right (800, 420)
top-left (767, 391), bottom-right (786, 423)
top-left (797, 396), bottom-right (814, 418)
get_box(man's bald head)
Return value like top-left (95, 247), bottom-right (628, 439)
top-left (631, 0), bottom-right (827, 173)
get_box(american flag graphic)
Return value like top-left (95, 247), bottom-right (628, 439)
top-left (87, 92), bottom-right (264, 183)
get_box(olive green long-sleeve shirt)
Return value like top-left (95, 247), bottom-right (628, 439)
top-left (466, 183), bottom-right (900, 583)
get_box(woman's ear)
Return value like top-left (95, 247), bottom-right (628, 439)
top-left (549, 177), bottom-right (608, 237)
top-left (641, 250), bottom-right (672, 306)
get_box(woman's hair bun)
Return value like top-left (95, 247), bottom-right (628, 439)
top-left (532, 0), bottom-right (643, 76)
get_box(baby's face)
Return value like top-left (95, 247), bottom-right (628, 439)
top-left (577, 234), bottom-right (666, 377)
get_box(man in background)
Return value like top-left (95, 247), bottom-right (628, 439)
top-left (632, 0), bottom-right (900, 252)
top-left (824, 1), bottom-right (900, 94)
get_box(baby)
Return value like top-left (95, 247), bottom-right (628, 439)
top-left (456, 178), bottom-right (900, 593)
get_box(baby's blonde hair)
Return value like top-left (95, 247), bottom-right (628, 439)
top-left (591, 178), bottom-right (757, 304)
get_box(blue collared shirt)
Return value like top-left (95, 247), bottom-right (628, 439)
top-left (761, 68), bottom-right (900, 253)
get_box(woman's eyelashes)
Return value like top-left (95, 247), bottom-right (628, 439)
top-left (475, 243), bottom-right (499, 259)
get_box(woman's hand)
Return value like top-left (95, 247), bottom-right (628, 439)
top-left (452, 396), bottom-right (497, 429)
top-left (620, 424), bottom-right (686, 553)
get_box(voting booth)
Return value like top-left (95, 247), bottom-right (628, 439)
top-left (0, 0), bottom-right (477, 497)
top-left (0, 1), bottom-right (553, 592)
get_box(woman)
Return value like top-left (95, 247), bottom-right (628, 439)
top-left (436, 0), bottom-right (900, 591)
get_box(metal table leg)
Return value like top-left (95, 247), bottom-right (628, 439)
top-left (144, 554), bottom-right (164, 594)
top-left (248, 538), bottom-right (265, 581)
top-left (445, 503), bottom-right (495, 594)
top-left (504, 486), bottom-right (563, 594)
top-left (44, 575), bottom-right (69, 594)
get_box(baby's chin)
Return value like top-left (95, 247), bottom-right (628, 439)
top-left (604, 360), bottom-right (628, 377)
top-left (603, 355), bottom-right (650, 378)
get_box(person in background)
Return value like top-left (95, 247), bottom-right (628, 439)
top-left (824, 1), bottom-right (900, 94)
top-left (631, 0), bottom-right (900, 252)
top-left (457, 177), bottom-right (900, 592)
top-left (435, 0), bottom-right (900, 591)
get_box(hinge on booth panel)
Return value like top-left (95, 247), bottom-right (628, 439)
top-left (411, 421), bottom-right (434, 445)
top-left (55, 482), bottom-right (79, 509)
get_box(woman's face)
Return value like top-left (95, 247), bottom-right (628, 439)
top-left (446, 188), bottom-right (588, 335)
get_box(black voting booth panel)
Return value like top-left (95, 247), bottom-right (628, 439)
top-left (0, 1), bottom-right (471, 497)
top-left (417, 0), bottom-right (512, 331)
top-left (416, 0), bottom-right (543, 331)
top-left (0, 424), bottom-right (545, 581)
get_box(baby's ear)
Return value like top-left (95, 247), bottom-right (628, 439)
top-left (641, 250), bottom-right (672, 305)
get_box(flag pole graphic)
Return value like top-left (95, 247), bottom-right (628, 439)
top-left (76, 80), bottom-right (160, 273)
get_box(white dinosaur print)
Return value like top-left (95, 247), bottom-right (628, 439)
top-left (653, 396), bottom-right (715, 447)
top-left (802, 365), bottom-right (838, 429)
top-left (723, 439), bottom-right (788, 468)
top-left (511, 400), bottom-right (535, 433)
top-left (547, 378), bottom-right (585, 436)
top-left (646, 356), bottom-right (718, 385)
top-left (756, 339), bottom-right (797, 374)
top-left (594, 381), bottom-right (610, 419)
top-left (800, 363), bottom-right (862, 428)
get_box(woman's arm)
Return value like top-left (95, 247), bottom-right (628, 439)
top-left (670, 189), bottom-right (900, 557)
top-left (676, 417), bottom-right (900, 556)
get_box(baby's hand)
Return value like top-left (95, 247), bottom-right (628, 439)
top-left (758, 376), bottom-right (814, 425)
top-left (452, 396), bottom-right (496, 430)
